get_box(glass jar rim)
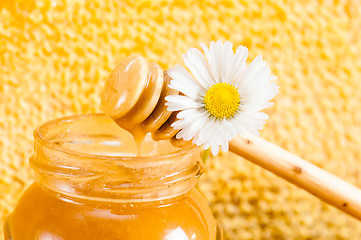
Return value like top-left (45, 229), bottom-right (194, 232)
top-left (34, 113), bottom-right (198, 163)
top-left (32, 113), bottom-right (202, 202)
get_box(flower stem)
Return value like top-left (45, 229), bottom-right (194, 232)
top-left (201, 148), bottom-right (211, 165)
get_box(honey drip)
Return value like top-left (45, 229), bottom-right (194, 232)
top-left (115, 121), bottom-right (146, 156)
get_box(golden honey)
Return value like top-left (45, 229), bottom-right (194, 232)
top-left (4, 114), bottom-right (222, 239)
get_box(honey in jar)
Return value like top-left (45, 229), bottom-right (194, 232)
top-left (4, 114), bottom-right (222, 239)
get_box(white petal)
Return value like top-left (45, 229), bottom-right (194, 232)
top-left (205, 128), bottom-right (219, 151)
top-left (202, 126), bottom-right (217, 150)
top-left (179, 119), bottom-right (202, 140)
top-left (183, 48), bottom-right (214, 88)
top-left (165, 95), bottom-right (201, 111)
top-left (221, 141), bottom-right (229, 152)
top-left (222, 118), bottom-right (239, 140)
top-left (182, 127), bottom-right (195, 141)
top-left (168, 65), bottom-right (203, 99)
top-left (175, 109), bottom-right (208, 141)
top-left (175, 128), bottom-right (186, 139)
top-left (230, 46), bottom-right (248, 85)
top-left (228, 116), bottom-right (247, 134)
top-left (214, 40), bottom-right (223, 83)
top-left (194, 118), bottom-right (213, 146)
top-left (202, 41), bottom-right (220, 83)
top-left (211, 144), bottom-right (220, 156)
top-left (239, 79), bottom-right (278, 112)
top-left (216, 120), bottom-right (233, 142)
top-left (172, 119), bottom-right (190, 130)
top-left (247, 81), bottom-right (279, 103)
top-left (236, 55), bottom-right (266, 88)
top-left (200, 43), bottom-right (216, 83)
top-left (220, 41), bottom-right (234, 84)
top-left (195, 116), bottom-right (215, 140)
top-left (176, 108), bottom-right (205, 120)
top-left (232, 113), bottom-right (262, 135)
top-left (186, 115), bottom-right (208, 140)
top-left (205, 121), bottom-right (225, 155)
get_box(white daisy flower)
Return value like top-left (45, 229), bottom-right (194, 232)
top-left (165, 40), bottom-right (279, 155)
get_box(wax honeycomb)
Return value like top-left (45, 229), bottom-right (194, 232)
top-left (1, 0), bottom-right (361, 239)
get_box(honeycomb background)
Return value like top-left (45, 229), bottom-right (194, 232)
top-left (1, 0), bottom-right (361, 239)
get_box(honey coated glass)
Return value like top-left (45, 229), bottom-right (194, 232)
top-left (4, 114), bottom-right (222, 240)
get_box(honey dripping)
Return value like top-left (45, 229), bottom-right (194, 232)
top-left (101, 55), bottom-right (189, 155)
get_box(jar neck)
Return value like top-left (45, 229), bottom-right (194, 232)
top-left (31, 114), bottom-right (203, 203)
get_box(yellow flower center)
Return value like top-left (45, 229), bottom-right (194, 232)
top-left (204, 83), bottom-right (240, 119)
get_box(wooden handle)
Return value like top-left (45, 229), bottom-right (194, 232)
top-left (229, 134), bottom-right (361, 221)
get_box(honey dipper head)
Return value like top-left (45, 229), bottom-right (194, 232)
top-left (101, 55), bottom-right (149, 119)
top-left (100, 55), bottom-right (182, 145)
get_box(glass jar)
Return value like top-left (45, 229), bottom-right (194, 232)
top-left (4, 114), bottom-right (223, 240)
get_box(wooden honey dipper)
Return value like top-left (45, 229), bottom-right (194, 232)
top-left (101, 55), bottom-right (361, 221)
top-left (101, 55), bottom-right (188, 147)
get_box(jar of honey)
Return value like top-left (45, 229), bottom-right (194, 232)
top-left (4, 114), bottom-right (222, 240)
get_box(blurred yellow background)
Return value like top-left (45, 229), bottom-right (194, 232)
top-left (1, 0), bottom-right (361, 239)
